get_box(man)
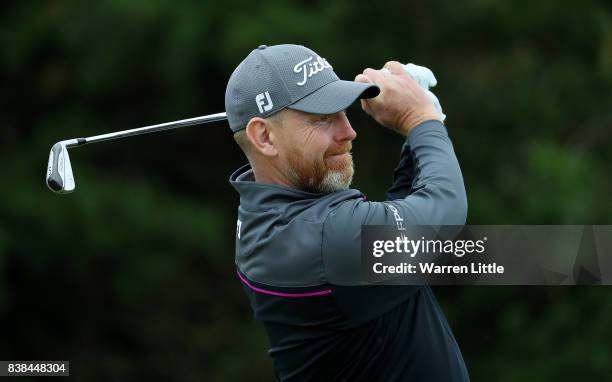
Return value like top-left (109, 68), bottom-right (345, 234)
top-left (226, 44), bottom-right (469, 381)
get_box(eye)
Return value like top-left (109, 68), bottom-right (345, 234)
top-left (319, 115), bottom-right (332, 122)
top-left (308, 114), bottom-right (332, 125)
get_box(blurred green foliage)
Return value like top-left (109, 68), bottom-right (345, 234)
top-left (1, 0), bottom-right (611, 380)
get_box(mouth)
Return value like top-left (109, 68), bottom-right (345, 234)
top-left (325, 143), bottom-right (353, 163)
top-left (326, 152), bottom-right (351, 159)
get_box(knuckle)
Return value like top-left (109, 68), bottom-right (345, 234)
top-left (384, 60), bottom-right (401, 68)
top-left (355, 74), bottom-right (370, 83)
top-left (363, 68), bottom-right (375, 75)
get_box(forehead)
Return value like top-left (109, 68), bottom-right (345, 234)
top-left (274, 109), bottom-right (333, 125)
top-left (268, 109), bottom-right (325, 142)
top-left (281, 108), bottom-right (317, 121)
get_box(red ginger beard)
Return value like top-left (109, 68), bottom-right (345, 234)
top-left (285, 142), bottom-right (354, 194)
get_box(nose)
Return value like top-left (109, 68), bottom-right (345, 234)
top-left (333, 112), bottom-right (357, 142)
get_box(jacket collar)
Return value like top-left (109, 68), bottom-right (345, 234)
top-left (229, 164), bottom-right (362, 211)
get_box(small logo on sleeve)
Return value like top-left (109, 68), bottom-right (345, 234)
top-left (237, 219), bottom-right (242, 239)
top-left (255, 91), bottom-right (273, 113)
top-left (385, 203), bottom-right (406, 232)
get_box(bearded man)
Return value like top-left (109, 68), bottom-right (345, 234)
top-left (226, 44), bottom-right (469, 382)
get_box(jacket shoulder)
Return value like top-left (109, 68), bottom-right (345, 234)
top-left (235, 190), bottom-right (364, 287)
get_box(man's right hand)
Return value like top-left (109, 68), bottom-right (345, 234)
top-left (355, 61), bottom-right (443, 136)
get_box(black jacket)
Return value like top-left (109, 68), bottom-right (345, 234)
top-left (230, 121), bottom-right (469, 381)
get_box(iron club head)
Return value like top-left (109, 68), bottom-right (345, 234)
top-left (46, 141), bottom-right (76, 193)
top-left (45, 112), bottom-right (227, 195)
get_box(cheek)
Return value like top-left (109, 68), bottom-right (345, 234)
top-left (307, 134), bottom-right (332, 158)
top-left (294, 137), bottom-right (327, 161)
top-left (285, 126), bottom-right (331, 163)
top-left (276, 135), bottom-right (299, 160)
top-left (279, 140), bottom-right (310, 169)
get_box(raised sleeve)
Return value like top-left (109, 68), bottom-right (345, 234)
top-left (322, 120), bottom-right (467, 285)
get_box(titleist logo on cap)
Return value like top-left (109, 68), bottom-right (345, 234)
top-left (293, 56), bottom-right (333, 86)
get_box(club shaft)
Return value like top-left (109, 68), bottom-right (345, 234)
top-left (65, 112), bottom-right (227, 148)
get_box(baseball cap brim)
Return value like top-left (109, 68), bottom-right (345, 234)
top-left (287, 80), bottom-right (379, 115)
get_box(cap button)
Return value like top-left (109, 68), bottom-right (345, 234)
top-left (257, 45), bottom-right (267, 50)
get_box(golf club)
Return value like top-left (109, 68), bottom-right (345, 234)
top-left (46, 112), bottom-right (227, 194)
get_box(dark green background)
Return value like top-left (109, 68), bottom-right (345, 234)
top-left (2, 1), bottom-right (611, 380)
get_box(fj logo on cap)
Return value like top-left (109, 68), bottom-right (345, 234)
top-left (255, 91), bottom-right (273, 113)
top-left (294, 56), bottom-right (333, 86)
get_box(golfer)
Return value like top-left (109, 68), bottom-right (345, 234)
top-left (226, 44), bottom-right (469, 381)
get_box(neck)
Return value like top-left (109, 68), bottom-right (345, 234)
top-left (250, 160), bottom-right (297, 189)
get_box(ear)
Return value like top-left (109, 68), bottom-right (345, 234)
top-left (245, 117), bottom-right (278, 157)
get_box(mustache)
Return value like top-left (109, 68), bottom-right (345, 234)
top-left (325, 143), bottom-right (352, 156)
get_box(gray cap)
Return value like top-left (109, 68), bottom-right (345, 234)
top-left (225, 44), bottom-right (380, 132)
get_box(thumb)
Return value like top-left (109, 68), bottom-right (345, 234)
top-left (360, 98), bottom-right (373, 115)
top-left (355, 74), bottom-right (376, 115)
